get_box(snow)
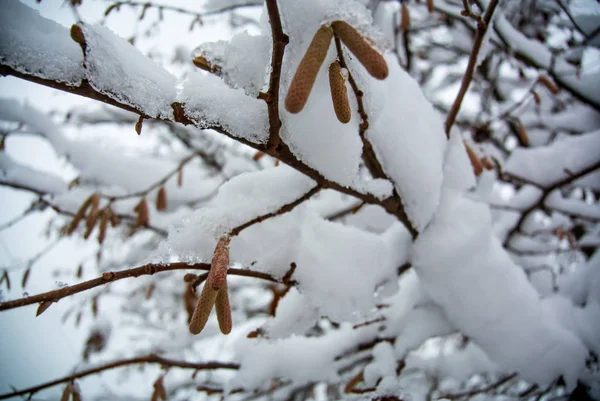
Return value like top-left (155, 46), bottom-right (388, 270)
top-left (167, 165), bottom-right (316, 262)
top-left (441, 130), bottom-right (476, 192)
top-left (179, 71), bottom-right (269, 144)
top-left (366, 55), bottom-right (447, 231)
top-left (0, 152), bottom-right (68, 196)
top-left (504, 130), bottom-right (600, 187)
top-left (546, 189), bottom-right (600, 220)
top-left (412, 188), bottom-right (588, 388)
top-left (192, 31), bottom-right (271, 97)
top-left (231, 323), bottom-right (371, 390)
top-left (80, 23), bottom-right (177, 119)
top-left (0, 1), bottom-right (84, 85)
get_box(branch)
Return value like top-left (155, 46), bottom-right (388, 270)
top-left (0, 262), bottom-right (279, 312)
top-left (0, 353), bottom-right (239, 400)
top-left (264, 0), bottom-right (289, 152)
top-left (503, 160), bottom-right (600, 247)
top-left (439, 373), bottom-right (518, 399)
top-left (230, 185), bottom-right (321, 236)
top-left (444, 0), bottom-right (499, 136)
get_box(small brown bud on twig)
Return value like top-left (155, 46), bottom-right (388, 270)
top-left (215, 282), bottom-right (232, 334)
top-left (531, 90), bottom-right (541, 105)
top-left (183, 273), bottom-right (196, 283)
top-left (36, 301), bottom-right (52, 316)
top-left (70, 24), bottom-right (85, 45)
top-left (332, 20), bottom-right (388, 80)
top-left (108, 207), bottom-right (120, 227)
top-left (328, 61), bottom-right (351, 124)
top-left (464, 141), bottom-right (483, 176)
top-left (538, 75), bottom-right (559, 94)
top-left (156, 186), bottom-right (167, 211)
top-left (153, 376), bottom-right (167, 401)
top-left (76, 264), bottom-right (83, 278)
top-left (68, 194), bottom-right (94, 235)
top-left (60, 382), bottom-right (72, 401)
top-left (401, 4), bottom-right (411, 31)
top-left (134, 115), bottom-right (144, 135)
top-left (177, 167), bottom-right (183, 187)
top-left (21, 268), bottom-right (30, 288)
top-left (427, 0), bottom-right (435, 12)
top-left (285, 25), bottom-right (333, 113)
top-left (97, 209), bottom-right (109, 244)
top-left (481, 157), bottom-right (495, 170)
top-left (84, 193), bottom-right (101, 239)
top-left (253, 151), bottom-right (265, 161)
top-left (189, 282), bottom-right (218, 335)
top-left (192, 55), bottom-right (220, 74)
top-left (102, 271), bottom-right (115, 281)
top-left (516, 121), bottom-right (530, 146)
top-left (208, 236), bottom-right (230, 291)
top-left (134, 198), bottom-right (149, 228)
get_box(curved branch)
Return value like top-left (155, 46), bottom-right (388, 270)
top-left (0, 353), bottom-right (239, 400)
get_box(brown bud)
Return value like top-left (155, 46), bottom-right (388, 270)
top-left (108, 207), bottom-right (120, 227)
top-left (189, 283), bottom-right (218, 335)
top-left (177, 167), bottom-right (183, 187)
top-left (426, 0), bottom-right (435, 12)
top-left (76, 264), bottom-right (83, 278)
top-left (531, 90), bottom-right (541, 105)
top-left (156, 186), bottom-right (167, 211)
top-left (285, 25), bottom-right (333, 113)
top-left (60, 383), bottom-right (72, 401)
top-left (70, 24), bottom-right (85, 45)
top-left (134, 198), bottom-right (149, 228)
top-left (401, 4), bottom-right (411, 31)
top-left (208, 236), bottom-right (230, 291)
top-left (464, 141), bottom-right (483, 176)
top-left (22, 268), bottom-right (31, 289)
top-left (36, 300), bottom-right (52, 316)
top-left (68, 194), bottom-right (95, 235)
top-left (331, 20), bottom-right (388, 80)
top-left (183, 273), bottom-right (197, 283)
top-left (253, 151), bottom-right (265, 161)
top-left (153, 376), bottom-right (167, 401)
top-left (134, 116), bottom-right (143, 135)
top-left (538, 75), bottom-right (559, 94)
top-left (481, 157), bottom-right (495, 170)
top-left (84, 193), bottom-right (101, 239)
top-left (215, 282), bottom-right (232, 334)
top-left (1, 270), bottom-right (9, 290)
top-left (328, 61), bottom-right (351, 123)
top-left (102, 271), bottom-right (115, 281)
top-left (192, 55), bottom-right (221, 74)
top-left (516, 121), bottom-right (529, 147)
top-left (97, 209), bottom-right (109, 244)
top-left (145, 282), bottom-right (156, 300)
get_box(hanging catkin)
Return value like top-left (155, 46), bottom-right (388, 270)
top-left (328, 61), bottom-right (351, 123)
top-left (331, 21), bottom-right (388, 80)
top-left (285, 25), bottom-right (333, 113)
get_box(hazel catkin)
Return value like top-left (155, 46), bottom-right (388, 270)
top-left (189, 283), bottom-right (218, 335)
top-left (215, 282), bottom-right (232, 335)
top-left (285, 25), bottom-right (333, 114)
top-left (328, 61), bottom-right (351, 123)
top-left (331, 20), bottom-right (388, 80)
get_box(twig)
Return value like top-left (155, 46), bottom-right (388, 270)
top-left (503, 160), bottom-right (600, 247)
top-left (0, 262), bottom-right (279, 311)
top-left (264, 0), bottom-right (289, 152)
top-left (229, 185), bottom-right (321, 236)
top-left (444, 0), bottom-right (499, 136)
top-left (0, 353), bottom-right (239, 400)
top-left (439, 373), bottom-right (518, 399)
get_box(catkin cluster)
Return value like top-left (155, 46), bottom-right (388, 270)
top-left (189, 236), bottom-right (233, 335)
top-left (285, 20), bottom-right (388, 123)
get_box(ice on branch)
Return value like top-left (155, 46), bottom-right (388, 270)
top-left (0, 1), bottom-right (84, 85)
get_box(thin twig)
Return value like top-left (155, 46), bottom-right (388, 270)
top-left (444, 0), bottom-right (500, 136)
top-left (0, 353), bottom-right (239, 400)
top-left (264, 0), bottom-right (289, 152)
top-left (0, 262), bottom-right (278, 311)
